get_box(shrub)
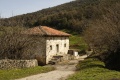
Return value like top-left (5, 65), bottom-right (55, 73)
top-left (0, 27), bottom-right (43, 60)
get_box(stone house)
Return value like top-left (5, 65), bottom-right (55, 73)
top-left (25, 26), bottom-right (70, 65)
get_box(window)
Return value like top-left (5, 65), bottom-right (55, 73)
top-left (61, 38), bottom-right (62, 40)
top-left (56, 44), bottom-right (59, 52)
top-left (50, 45), bottom-right (52, 50)
top-left (65, 37), bottom-right (66, 40)
top-left (64, 43), bottom-right (66, 47)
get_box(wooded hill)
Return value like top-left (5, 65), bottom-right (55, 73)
top-left (0, 0), bottom-right (119, 33)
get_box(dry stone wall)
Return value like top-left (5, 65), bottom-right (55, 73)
top-left (0, 59), bottom-right (38, 69)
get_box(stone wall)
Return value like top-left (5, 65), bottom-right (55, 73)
top-left (0, 59), bottom-right (38, 69)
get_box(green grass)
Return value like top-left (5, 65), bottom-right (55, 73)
top-left (69, 35), bottom-right (87, 51)
top-left (67, 58), bottom-right (120, 80)
top-left (0, 66), bottom-right (55, 80)
top-left (62, 29), bottom-right (87, 51)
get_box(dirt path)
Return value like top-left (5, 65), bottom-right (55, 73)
top-left (16, 55), bottom-right (87, 80)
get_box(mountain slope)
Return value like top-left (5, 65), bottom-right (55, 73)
top-left (0, 0), bottom-right (119, 33)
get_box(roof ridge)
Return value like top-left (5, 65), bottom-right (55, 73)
top-left (24, 26), bottom-right (70, 37)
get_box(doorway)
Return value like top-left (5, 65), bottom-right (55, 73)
top-left (56, 44), bottom-right (59, 53)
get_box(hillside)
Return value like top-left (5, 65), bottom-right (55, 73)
top-left (0, 0), bottom-right (119, 33)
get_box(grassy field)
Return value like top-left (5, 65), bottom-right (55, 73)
top-left (67, 58), bottom-right (120, 80)
top-left (0, 66), bottom-right (54, 80)
top-left (62, 29), bottom-right (87, 51)
top-left (69, 35), bottom-right (87, 51)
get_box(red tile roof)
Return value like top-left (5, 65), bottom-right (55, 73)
top-left (24, 26), bottom-right (70, 37)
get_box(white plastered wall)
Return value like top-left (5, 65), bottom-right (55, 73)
top-left (46, 37), bottom-right (69, 64)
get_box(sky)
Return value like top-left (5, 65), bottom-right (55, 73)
top-left (0, 0), bottom-right (73, 18)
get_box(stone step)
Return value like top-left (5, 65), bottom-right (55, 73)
top-left (48, 55), bottom-right (64, 65)
top-left (48, 60), bottom-right (56, 65)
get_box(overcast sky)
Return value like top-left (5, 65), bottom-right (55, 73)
top-left (0, 0), bottom-right (73, 18)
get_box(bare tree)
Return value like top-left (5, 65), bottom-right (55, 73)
top-left (0, 27), bottom-right (45, 60)
top-left (83, 4), bottom-right (120, 70)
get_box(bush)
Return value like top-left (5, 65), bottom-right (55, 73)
top-left (0, 27), bottom-right (42, 60)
